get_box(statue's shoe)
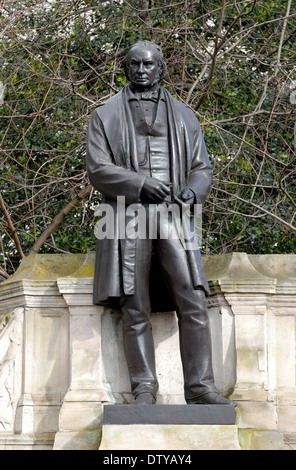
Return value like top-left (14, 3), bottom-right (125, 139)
top-left (187, 392), bottom-right (237, 407)
top-left (135, 392), bottom-right (156, 405)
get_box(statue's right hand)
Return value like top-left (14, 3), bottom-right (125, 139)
top-left (141, 177), bottom-right (171, 203)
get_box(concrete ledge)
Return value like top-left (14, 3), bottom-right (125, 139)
top-left (0, 433), bottom-right (54, 450)
top-left (103, 404), bottom-right (235, 425)
top-left (99, 424), bottom-right (240, 450)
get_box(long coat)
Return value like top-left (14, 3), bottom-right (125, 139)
top-left (87, 86), bottom-right (213, 312)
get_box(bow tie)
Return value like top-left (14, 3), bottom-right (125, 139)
top-left (136, 90), bottom-right (160, 102)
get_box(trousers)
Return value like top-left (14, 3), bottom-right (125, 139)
top-left (119, 204), bottom-right (218, 402)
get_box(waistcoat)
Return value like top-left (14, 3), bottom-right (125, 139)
top-left (129, 97), bottom-right (171, 184)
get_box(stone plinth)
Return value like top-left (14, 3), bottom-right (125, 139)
top-left (99, 403), bottom-right (239, 451)
top-left (103, 404), bottom-right (236, 425)
top-left (0, 252), bottom-right (295, 450)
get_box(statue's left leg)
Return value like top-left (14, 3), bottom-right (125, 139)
top-left (156, 237), bottom-right (235, 405)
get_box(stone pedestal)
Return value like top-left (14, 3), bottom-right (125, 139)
top-left (99, 404), bottom-right (239, 450)
top-left (0, 253), bottom-right (295, 450)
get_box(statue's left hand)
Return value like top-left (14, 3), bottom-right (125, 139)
top-left (178, 189), bottom-right (195, 206)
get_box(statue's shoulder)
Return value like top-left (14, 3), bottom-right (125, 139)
top-left (163, 89), bottom-right (195, 114)
top-left (95, 90), bottom-right (122, 112)
top-left (163, 89), bottom-right (199, 128)
top-left (90, 91), bottom-right (123, 128)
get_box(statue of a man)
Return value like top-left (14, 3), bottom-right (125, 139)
top-left (87, 40), bottom-right (235, 406)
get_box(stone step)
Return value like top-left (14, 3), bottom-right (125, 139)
top-left (99, 404), bottom-right (239, 450)
top-left (103, 403), bottom-right (236, 425)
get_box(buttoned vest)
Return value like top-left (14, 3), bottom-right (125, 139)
top-left (129, 98), bottom-right (171, 184)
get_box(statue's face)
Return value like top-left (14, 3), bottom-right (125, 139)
top-left (127, 46), bottom-right (162, 90)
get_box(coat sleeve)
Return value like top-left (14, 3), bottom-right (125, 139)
top-left (86, 108), bottom-right (146, 204)
top-left (184, 113), bottom-right (213, 205)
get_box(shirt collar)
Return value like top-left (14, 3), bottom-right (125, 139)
top-left (127, 84), bottom-right (165, 102)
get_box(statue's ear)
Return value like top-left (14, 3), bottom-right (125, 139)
top-left (160, 61), bottom-right (168, 79)
top-left (123, 60), bottom-right (130, 80)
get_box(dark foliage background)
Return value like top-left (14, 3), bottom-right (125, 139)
top-left (0, 0), bottom-right (295, 277)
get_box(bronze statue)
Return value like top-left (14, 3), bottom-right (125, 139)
top-left (87, 41), bottom-right (235, 406)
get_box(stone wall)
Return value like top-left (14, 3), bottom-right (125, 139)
top-left (0, 252), bottom-right (295, 450)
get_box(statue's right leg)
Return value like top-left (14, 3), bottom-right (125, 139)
top-left (119, 237), bottom-right (159, 402)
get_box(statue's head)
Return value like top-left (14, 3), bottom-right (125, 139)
top-left (124, 40), bottom-right (167, 91)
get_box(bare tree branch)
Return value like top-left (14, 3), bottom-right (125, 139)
top-left (0, 193), bottom-right (25, 259)
top-left (28, 184), bottom-right (93, 256)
